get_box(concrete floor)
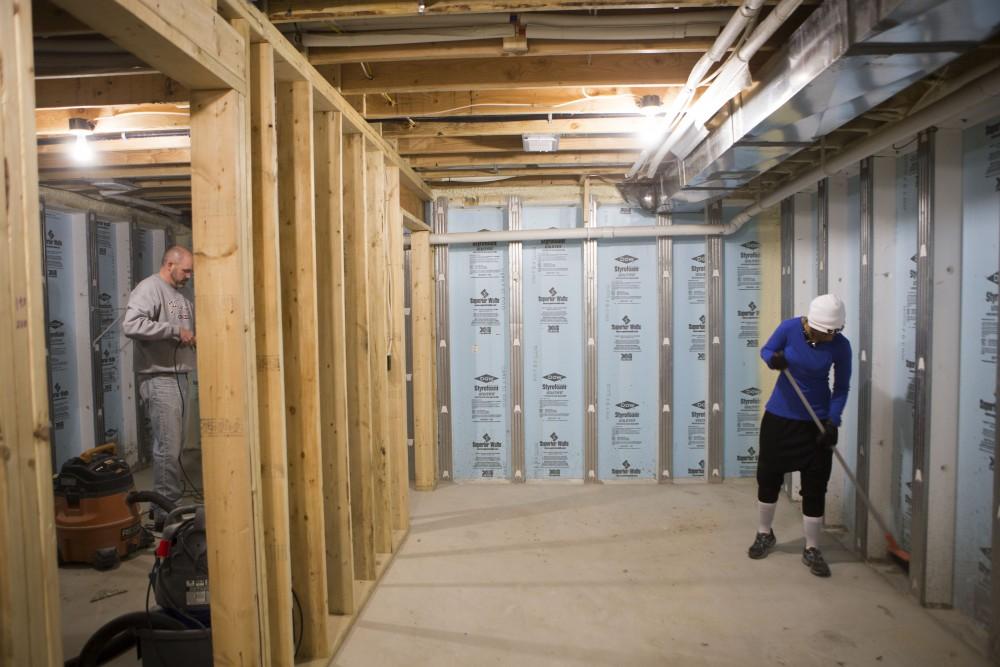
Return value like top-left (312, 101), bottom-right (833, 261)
top-left (60, 477), bottom-right (989, 666)
top-left (336, 481), bottom-right (989, 667)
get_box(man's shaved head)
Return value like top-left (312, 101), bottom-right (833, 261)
top-left (162, 245), bottom-right (192, 267)
top-left (160, 245), bottom-right (194, 288)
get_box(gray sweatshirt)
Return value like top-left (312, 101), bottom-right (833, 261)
top-left (123, 274), bottom-right (196, 374)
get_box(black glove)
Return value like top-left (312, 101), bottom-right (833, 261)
top-left (817, 420), bottom-right (838, 449)
top-left (768, 350), bottom-right (788, 371)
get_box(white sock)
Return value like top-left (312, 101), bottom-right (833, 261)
top-left (758, 501), bottom-right (777, 534)
top-left (803, 515), bottom-right (823, 550)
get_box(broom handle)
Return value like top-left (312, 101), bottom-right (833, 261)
top-left (780, 368), bottom-right (896, 540)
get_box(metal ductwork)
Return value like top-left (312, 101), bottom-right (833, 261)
top-left (625, 0), bottom-right (1000, 212)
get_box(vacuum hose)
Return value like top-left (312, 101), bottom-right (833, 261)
top-left (65, 610), bottom-right (187, 667)
top-left (125, 490), bottom-right (176, 513)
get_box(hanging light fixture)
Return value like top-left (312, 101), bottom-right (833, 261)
top-left (68, 117), bottom-right (95, 163)
top-left (635, 95), bottom-right (665, 147)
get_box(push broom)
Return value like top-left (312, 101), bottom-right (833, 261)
top-left (781, 368), bottom-right (911, 566)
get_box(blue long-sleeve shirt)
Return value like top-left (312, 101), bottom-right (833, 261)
top-left (760, 317), bottom-right (852, 426)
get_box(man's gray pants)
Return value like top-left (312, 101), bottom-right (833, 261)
top-left (139, 374), bottom-right (188, 520)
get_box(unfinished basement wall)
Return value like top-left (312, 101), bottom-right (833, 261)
top-left (440, 200), bottom-right (775, 483)
top-left (39, 198), bottom-right (192, 470)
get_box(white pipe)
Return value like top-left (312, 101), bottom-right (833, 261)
top-left (625, 0), bottom-right (765, 179)
top-left (302, 25), bottom-right (514, 48)
top-left (520, 11), bottom-right (733, 28)
top-left (40, 185), bottom-right (187, 234)
top-left (429, 63), bottom-right (1000, 247)
top-left (643, 0), bottom-right (803, 178)
top-left (525, 24), bottom-right (721, 41)
top-left (429, 224), bottom-right (719, 245)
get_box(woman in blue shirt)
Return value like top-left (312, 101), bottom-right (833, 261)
top-left (748, 294), bottom-right (852, 578)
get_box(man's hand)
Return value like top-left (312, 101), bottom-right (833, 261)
top-left (817, 419), bottom-right (838, 449)
top-left (179, 328), bottom-right (197, 348)
top-left (768, 350), bottom-right (789, 371)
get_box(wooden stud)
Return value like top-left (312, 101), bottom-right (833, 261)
top-left (276, 79), bottom-right (330, 659)
top-left (342, 133), bottom-right (377, 580)
top-left (314, 109), bottom-right (357, 615)
top-left (402, 208), bottom-right (431, 233)
top-left (190, 85), bottom-right (269, 667)
top-left (410, 230), bottom-right (438, 491)
top-left (366, 147), bottom-right (394, 554)
top-left (249, 41), bottom-right (295, 666)
top-left (0, 0), bottom-right (63, 662)
top-left (385, 166), bottom-right (410, 531)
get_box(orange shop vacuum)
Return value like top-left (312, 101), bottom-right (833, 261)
top-left (54, 443), bottom-right (145, 570)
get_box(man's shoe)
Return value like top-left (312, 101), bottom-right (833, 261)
top-left (802, 547), bottom-right (831, 577)
top-left (748, 530), bottom-right (777, 559)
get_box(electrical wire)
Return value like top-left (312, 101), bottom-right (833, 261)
top-left (292, 589), bottom-right (304, 658)
top-left (174, 341), bottom-right (204, 503)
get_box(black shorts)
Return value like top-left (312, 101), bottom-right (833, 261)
top-left (756, 411), bottom-right (833, 497)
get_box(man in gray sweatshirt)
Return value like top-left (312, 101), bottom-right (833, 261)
top-left (123, 245), bottom-right (197, 528)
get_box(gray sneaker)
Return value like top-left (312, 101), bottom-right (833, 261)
top-left (748, 530), bottom-right (776, 559)
top-left (802, 547), bottom-right (831, 577)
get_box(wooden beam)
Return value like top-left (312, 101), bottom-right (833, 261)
top-left (385, 165), bottom-right (410, 531)
top-left (409, 230), bottom-right (437, 491)
top-left (50, 0), bottom-right (247, 93)
top-left (37, 147), bottom-right (191, 169)
top-left (314, 109), bottom-right (356, 616)
top-left (35, 105), bottom-right (190, 136)
top-left (38, 165), bottom-right (191, 181)
top-left (0, 0), bottom-right (63, 662)
top-left (35, 73), bottom-right (188, 109)
top-left (338, 53), bottom-right (699, 94)
top-left (361, 87), bottom-right (661, 119)
top-left (402, 208), bottom-right (430, 232)
top-left (190, 85), bottom-right (269, 666)
top-left (365, 148), bottom-right (394, 555)
top-left (249, 41), bottom-right (295, 667)
top-left (36, 134), bottom-right (191, 154)
top-left (270, 0), bottom-right (751, 21)
top-left (419, 167), bottom-right (625, 179)
top-left (342, 133), bottom-right (377, 580)
top-left (397, 135), bottom-right (643, 154)
top-left (309, 36), bottom-right (715, 65)
top-left (276, 79), bottom-right (330, 659)
top-left (216, 0), bottom-right (433, 200)
top-left (386, 116), bottom-right (641, 138)
top-left (409, 150), bottom-right (639, 168)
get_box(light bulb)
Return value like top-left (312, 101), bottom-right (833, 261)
top-left (636, 115), bottom-right (667, 148)
top-left (71, 133), bottom-right (93, 162)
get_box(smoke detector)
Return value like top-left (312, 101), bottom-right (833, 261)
top-left (522, 133), bottom-right (559, 152)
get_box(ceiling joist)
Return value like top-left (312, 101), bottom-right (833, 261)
top-left (397, 135), bottom-right (642, 154)
top-left (338, 53), bottom-right (701, 93)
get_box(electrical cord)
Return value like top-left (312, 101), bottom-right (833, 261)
top-left (292, 589), bottom-right (303, 658)
top-left (174, 340), bottom-right (204, 502)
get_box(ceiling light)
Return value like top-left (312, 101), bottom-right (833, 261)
top-left (68, 117), bottom-right (95, 163)
top-left (636, 115), bottom-right (667, 148)
top-left (522, 134), bottom-right (559, 153)
top-left (638, 94), bottom-right (662, 117)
